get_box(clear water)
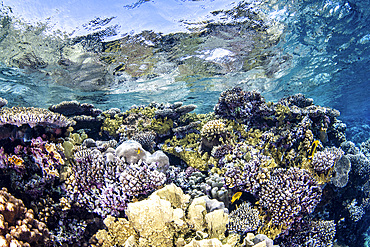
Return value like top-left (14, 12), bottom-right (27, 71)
top-left (0, 0), bottom-right (369, 244)
top-left (1, 0), bottom-right (368, 122)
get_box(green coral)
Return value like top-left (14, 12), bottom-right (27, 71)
top-left (275, 104), bottom-right (292, 125)
top-left (125, 106), bottom-right (157, 119)
top-left (101, 114), bottom-right (125, 137)
top-left (145, 117), bottom-right (174, 135)
top-left (162, 133), bottom-right (215, 171)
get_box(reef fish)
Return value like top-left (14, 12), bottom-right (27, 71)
top-left (231, 192), bottom-right (243, 204)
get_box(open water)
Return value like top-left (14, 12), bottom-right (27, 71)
top-left (0, 0), bottom-right (369, 246)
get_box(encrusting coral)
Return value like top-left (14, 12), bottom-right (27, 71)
top-left (0, 188), bottom-right (50, 246)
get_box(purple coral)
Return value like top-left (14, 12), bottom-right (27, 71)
top-left (214, 87), bottom-right (272, 125)
top-left (65, 148), bottom-right (166, 217)
top-left (0, 137), bottom-right (64, 198)
top-left (259, 167), bottom-right (322, 235)
top-left (312, 147), bottom-right (344, 174)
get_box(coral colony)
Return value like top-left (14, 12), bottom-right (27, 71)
top-left (0, 87), bottom-right (369, 246)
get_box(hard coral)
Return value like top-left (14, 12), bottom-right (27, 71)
top-left (0, 188), bottom-right (50, 246)
top-left (214, 87), bottom-right (270, 125)
top-left (259, 167), bottom-right (322, 239)
top-left (0, 106), bottom-right (74, 128)
top-left (65, 146), bottom-right (166, 217)
top-left (227, 202), bottom-right (261, 234)
top-left (49, 100), bottom-right (102, 117)
top-left (280, 219), bottom-right (336, 247)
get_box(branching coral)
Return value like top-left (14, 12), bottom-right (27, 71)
top-left (65, 146), bottom-right (166, 217)
top-left (227, 202), bottom-right (261, 233)
top-left (258, 168), bottom-right (322, 239)
top-left (0, 106), bottom-right (75, 128)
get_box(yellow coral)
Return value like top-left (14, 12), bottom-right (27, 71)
top-left (146, 117), bottom-right (173, 135)
top-left (101, 114), bottom-right (125, 137)
top-left (93, 215), bottom-right (136, 247)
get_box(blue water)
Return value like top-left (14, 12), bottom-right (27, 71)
top-left (0, 0), bottom-right (370, 245)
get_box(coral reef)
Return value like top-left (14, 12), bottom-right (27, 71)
top-left (258, 167), bottom-right (322, 238)
top-left (0, 106), bottom-right (74, 128)
top-left (0, 88), bottom-right (367, 246)
top-left (0, 137), bottom-right (64, 198)
top-left (91, 184), bottom-right (230, 247)
top-left (65, 144), bottom-right (166, 217)
top-left (227, 202), bottom-right (261, 233)
top-left (279, 219), bottom-right (336, 247)
top-left (49, 100), bottom-right (102, 117)
top-left (0, 188), bottom-right (50, 246)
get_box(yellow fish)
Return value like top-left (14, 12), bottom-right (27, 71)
top-left (231, 192), bottom-right (243, 204)
top-left (137, 148), bottom-right (141, 154)
top-left (308, 140), bottom-right (320, 160)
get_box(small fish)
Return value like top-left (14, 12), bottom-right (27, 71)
top-left (319, 127), bottom-right (328, 143)
top-left (231, 192), bottom-right (243, 204)
top-left (308, 140), bottom-right (320, 160)
top-left (137, 148), bottom-right (141, 154)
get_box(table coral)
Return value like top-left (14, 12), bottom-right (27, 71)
top-left (49, 100), bottom-right (102, 117)
top-left (0, 106), bottom-right (75, 128)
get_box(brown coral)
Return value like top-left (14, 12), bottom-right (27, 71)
top-left (0, 188), bottom-right (50, 246)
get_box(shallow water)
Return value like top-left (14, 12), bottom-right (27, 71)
top-left (0, 0), bottom-right (369, 246)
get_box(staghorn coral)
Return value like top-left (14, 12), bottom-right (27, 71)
top-left (227, 202), bottom-right (261, 233)
top-left (0, 188), bottom-right (50, 246)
